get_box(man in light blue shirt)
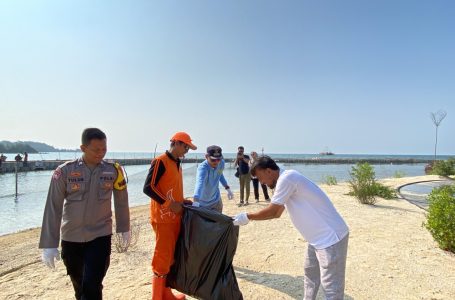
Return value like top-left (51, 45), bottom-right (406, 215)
top-left (193, 145), bottom-right (234, 212)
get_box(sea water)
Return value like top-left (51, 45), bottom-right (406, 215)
top-left (2, 151), bottom-right (453, 162)
top-left (0, 154), bottom-right (432, 235)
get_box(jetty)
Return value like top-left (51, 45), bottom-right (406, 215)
top-left (0, 157), bottom-right (434, 174)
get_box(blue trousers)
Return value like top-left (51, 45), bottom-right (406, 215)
top-left (61, 235), bottom-right (112, 300)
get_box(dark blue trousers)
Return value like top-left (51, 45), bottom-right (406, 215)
top-left (61, 235), bottom-right (111, 300)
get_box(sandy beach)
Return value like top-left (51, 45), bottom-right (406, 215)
top-left (1, 175), bottom-right (454, 300)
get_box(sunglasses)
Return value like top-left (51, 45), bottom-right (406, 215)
top-left (209, 158), bottom-right (221, 163)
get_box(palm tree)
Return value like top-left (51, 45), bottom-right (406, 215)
top-left (430, 110), bottom-right (447, 161)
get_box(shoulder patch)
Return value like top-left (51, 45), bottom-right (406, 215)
top-left (52, 168), bottom-right (62, 180)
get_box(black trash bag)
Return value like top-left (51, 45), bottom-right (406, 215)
top-left (167, 206), bottom-right (243, 300)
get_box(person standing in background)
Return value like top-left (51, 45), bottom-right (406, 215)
top-left (39, 127), bottom-right (131, 300)
top-left (143, 131), bottom-right (197, 300)
top-left (234, 146), bottom-right (251, 206)
top-left (0, 153), bottom-right (5, 172)
top-left (0, 154), bottom-right (6, 173)
top-left (193, 145), bottom-right (234, 212)
top-left (23, 151), bottom-right (28, 167)
top-left (250, 151), bottom-right (270, 203)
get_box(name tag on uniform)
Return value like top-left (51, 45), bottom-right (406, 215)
top-left (68, 177), bottom-right (84, 183)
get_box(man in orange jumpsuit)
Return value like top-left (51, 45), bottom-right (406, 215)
top-left (143, 132), bottom-right (197, 300)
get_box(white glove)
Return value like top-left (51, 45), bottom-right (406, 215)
top-left (233, 212), bottom-right (249, 226)
top-left (192, 201), bottom-right (200, 207)
top-left (226, 188), bottom-right (234, 200)
top-left (121, 231), bottom-right (131, 247)
top-left (42, 248), bottom-right (60, 269)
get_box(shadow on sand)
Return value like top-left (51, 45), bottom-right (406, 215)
top-left (234, 266), bottom-right (354, 299)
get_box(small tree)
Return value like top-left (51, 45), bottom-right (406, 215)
top-left (431, 158), bottom-right (455, 177)
top-left (349, 163), bottom-right (378, 205)
top-left (323, 175), bottom-right (338, 185)
top-left (430, 110), bottom-right (447, 161)
top-left (424, 185), bottom-right (455, 253)
top-left (349, 162), bottom-right (396, 204)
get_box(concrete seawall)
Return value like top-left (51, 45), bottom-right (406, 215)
top-left (0, 159), bottom-right (152, 174)
top-left (0, 157), bottom-right (433, 174)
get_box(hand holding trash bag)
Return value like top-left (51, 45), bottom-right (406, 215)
top-left (233, 212), bottom-right (249, 226)
top-left (183, 198), bottom-right (193, 205)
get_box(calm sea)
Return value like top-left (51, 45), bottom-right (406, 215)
top-left (0, 152), bottom-right (452, 236)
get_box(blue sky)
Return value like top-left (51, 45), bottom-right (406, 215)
top-left (1, 1), bottom-right (454, 155)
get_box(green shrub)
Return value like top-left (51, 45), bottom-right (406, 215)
top-left (324, 175), bottom-right (338, 185)
top-left (349, 163), bottom-right (378, 204)
top-left (393, 170), bottom-right (406, 178)
top-left (372, 182), bottom-right (396, 199)
top-left (431, 158), bottom-right (455, 177)
top-left (424, 185), bottom-right (455, 253)
top-left (348, 162), bottom-right (396, 204)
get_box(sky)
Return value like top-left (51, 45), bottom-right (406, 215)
top-left (1, 1), bottom-right (454, 155)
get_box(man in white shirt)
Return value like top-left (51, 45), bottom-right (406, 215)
top-left (234, 155), bottom-right (349, 300)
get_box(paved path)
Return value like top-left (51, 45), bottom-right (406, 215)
top-left (397, 179), bottom-right (454, 210)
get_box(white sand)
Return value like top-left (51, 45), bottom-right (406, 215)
top-left (1, 175), bottom-right (454, 300)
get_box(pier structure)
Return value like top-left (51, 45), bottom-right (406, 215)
top-left (0, 157), bottom-right (433, 174)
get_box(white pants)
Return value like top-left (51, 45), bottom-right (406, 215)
top-left (303, 233), bottom-right (349, 300)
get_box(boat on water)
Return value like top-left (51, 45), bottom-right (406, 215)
top-left (319, 147), bottom-right (334, 155)
top-left (319, 151), bottom-right (334, 155)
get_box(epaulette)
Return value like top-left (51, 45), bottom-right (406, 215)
top-left (58, 159), bottom-right (79, 169)
top-left (101, 159), bottom-right (115, 165)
